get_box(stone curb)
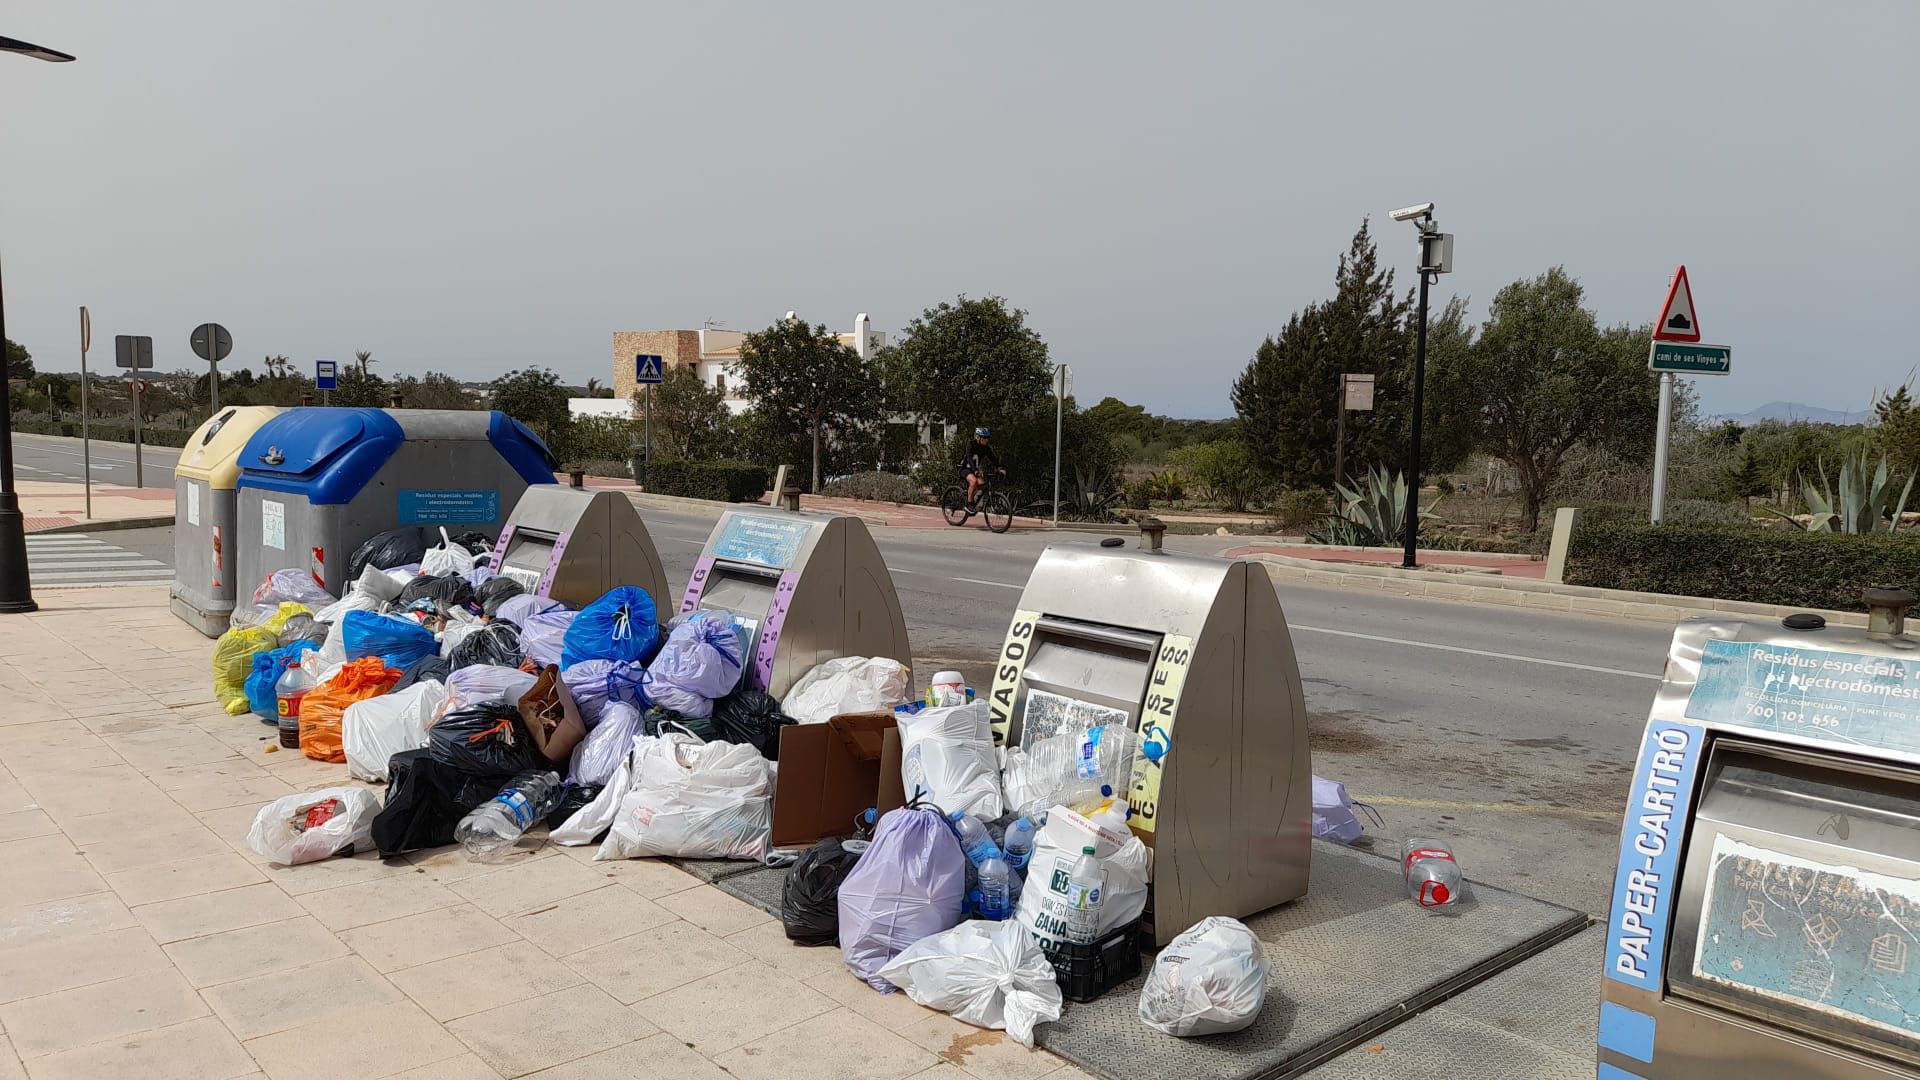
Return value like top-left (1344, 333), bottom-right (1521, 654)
top-left (31, 513), bottom-right (177, 536)
top-left (1246, 552), bottom-right (1870, 628)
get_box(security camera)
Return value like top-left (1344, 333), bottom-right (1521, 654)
top-left (1389, 202), bottom-right (1435, 222)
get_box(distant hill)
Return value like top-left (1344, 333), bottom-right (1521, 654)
top-left (1714, 401), bottom-right (1868, 426)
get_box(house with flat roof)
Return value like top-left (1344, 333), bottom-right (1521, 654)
top-left (610, 313), bottom-right (885, 415)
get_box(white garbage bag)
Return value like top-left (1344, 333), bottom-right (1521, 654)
top-left (441, 664), bottom-right (538, 717)
top-left (419, 527), bottom-right (478, 578)
top-left (553, 749), bottom-right (635, 846)
top-left (246, 787), bottom-right (380, 866)
top-left (783, 656), bottom-right (911, 723)
top-left (569, 700), bottom-right (644, 787)
top-left (596, 735), bottom-right (772, 861)
top-left (1138, 916), bottom-right (1271, 1036)
top-left (877, 920), bottom-right (1064, 1048)
top-left (343, 680), bottom-right (450, 782)
top-left (1015, 806), bottom-right (1151, 953)
top-left (898, 702), bottom-right (1004, 818)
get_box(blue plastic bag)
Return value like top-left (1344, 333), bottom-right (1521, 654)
top-left (642, 612), bottom-right (746, 719)
top-left (244, 641), bottom-right (319, 722)
top-left (342, 610), bottom-right (437, 670)
top-left (561, 587), bottom-right (661, 671)
top-left (561, 658), bottom-right (647, 727)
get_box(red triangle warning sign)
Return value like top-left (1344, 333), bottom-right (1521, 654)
top-left (1653, 266), bottom-right (1701, 342)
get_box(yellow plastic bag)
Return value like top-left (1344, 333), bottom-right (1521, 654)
top-left (211, 603), bottom-right (311, 715)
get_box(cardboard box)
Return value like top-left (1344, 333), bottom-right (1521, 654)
top-left (771, 711), bottom-right (907, 849)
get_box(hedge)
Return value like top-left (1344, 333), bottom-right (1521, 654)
top-left (642, 460), bottom-right (769, 503)
top-left (11, 418), bottom-right (195, 448)
top-left (1565, 523), bottom-right (1920, 613)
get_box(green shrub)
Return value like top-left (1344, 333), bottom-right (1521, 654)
top-left (11, 419), bottom-right (193, 448)
top-left (1566, 523), bottom-right (1920, 612)
top-left (823, 471), bottom-right (927, 504)
top-left (643, 460), bottom-right (769, 503)
top-left (1269, 488), bottom-right (1329, 530)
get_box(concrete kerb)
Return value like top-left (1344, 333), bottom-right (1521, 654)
top-left (33, 513), bottom-right (176, 535)
top-left (1248, 551), bottom-right (1872, 629)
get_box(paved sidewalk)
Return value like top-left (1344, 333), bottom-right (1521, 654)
top-left (11, 481), bottom-right (175, 534)
top-left (582, 476), bottom-right (1048, 531)
top-left (0, 587), bottom-right (1093, 1080)
top-left (1226, 543), bottom-right (1549, 578)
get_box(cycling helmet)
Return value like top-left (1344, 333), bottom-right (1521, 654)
top-left (974, 427), bottom-right (991, 438)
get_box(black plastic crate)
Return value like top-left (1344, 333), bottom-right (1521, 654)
top-left (1047, 922), bottom-right (1145, 1003)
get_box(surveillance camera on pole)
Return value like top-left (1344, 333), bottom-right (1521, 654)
top-left (1390, 201), bottom-right (1454, 570)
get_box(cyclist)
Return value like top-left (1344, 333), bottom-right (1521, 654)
top-left (958, 427), bottom-right (1005, 508)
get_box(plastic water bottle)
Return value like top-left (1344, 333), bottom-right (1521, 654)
top-left (976, 856), bottom-right (1014, 920)
top-left (456, 771), bottom-right (562, 860)
top-left (949, 812), bottom-right (1000, 867)
top-left (1065, 845), bottom-right (1106, 944)
top-left (1401, 837), bottom-right (1463, 910)
top-left (1002, 816), bottom-right (1036, 873)
top-left (274, 663), bottom-right (317, 749)
top-left (1090, 799), bottom-right (1132, 837)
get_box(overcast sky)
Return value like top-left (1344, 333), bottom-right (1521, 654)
top-left (2, 2), bottom-right (1914, 418)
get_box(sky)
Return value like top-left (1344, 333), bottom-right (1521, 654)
top-left (1, 2), bottom-right (1915, 419)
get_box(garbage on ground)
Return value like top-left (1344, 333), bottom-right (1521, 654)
top-left (569, 700), bottom-right (643, 786)
top-left (546, 780), bottom-right (601, 831)
top-left (442, 664), bottom-right (538, 716)
top-left (783, 656), bottom-right (912, 723)
top-left (560, 586), bottom-right (660, 670)
top-left (877, 918), bottom-right (1064, 1047)
top-left (476, 575), bottom-right (525, 619)
top-left (450, 621), bottom-right (522, 670)
top-left (372, 748), bottom-right (511, 857)
top-left (275, 661), bottom-right (318, 749)
top-left (559, 658), bottom-right (645, 726)
top-left (344, 679), bottom-right (450, 782)
top-left (213, 606), bottom-right (307, 714)
top-left (1000, 723), bottom-right (1138, 819)
top-left (1138, 916), bottom-right (1270, 1036)
top-left (247, 787), bottom-right (380, 865)
top-left (782, 833), bottom-right (869, 946)
top-left (398, 572), bottom-right (475, 611)
top-left (518, 607), bottom-right (576, 668)
top-left (456, 769), bottom-right (562, 860)
top-left (516, 664), bottom-right (587, 766)
top-left (250, 568), bottom-right (336, 611)
top-left (1015, 805), bottom-right (1150, 954)
top-left (299, 657), bottom-right (403, 763)
top-left (430, 702), bottom-right (544, 776)
top-left (898, 701), bottom-right (1003, 819)
top-left (711, 689), bottom-right (796, 760)
top-left (1312, 774), bottom-right (1366, 844)
top-left (552, 750), bottom-right (630, 846)
top-left (642, 611), bottom-right (746, 718)
top-left (342, 609), bottom-right (438, 670)
top-left (349, 526), bottom-right (430, 581)
top-left (595, 734), bottom-right (773, 861)
top-left (643, 705), bottom-right (722, 742)
top-left (419, 527), bottom-right (479, 578)
top-left (491, 593), bottom-right (563, 629)
top-left (276, 613), bottom-right (324, 648)
top-left (1401, 837), bottom-right (1463, 910)
top-left (927, 669), bottom-right (969, 708)
top-left (769, 710), bottom-right (907, 849)
top-left (838, 805), bottom-right (968, 991)
top-left (245, 640), bottom-right (318, 724)
top-left (395, 654), bottom-right (452, 691)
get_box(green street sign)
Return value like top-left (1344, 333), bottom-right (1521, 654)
top-left (1648, 341), bottom-right (1731, 376)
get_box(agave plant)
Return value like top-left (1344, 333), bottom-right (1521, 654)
top-left (1330, 465), bottom-right (1439, 544)
top-left (1774, 451), bottom-right (1915, 534)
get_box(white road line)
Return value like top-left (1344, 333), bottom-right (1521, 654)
top-left (952, 576), bottom-right (1022, 590)
top-left (1290, 624), bottom-right (1660, 681)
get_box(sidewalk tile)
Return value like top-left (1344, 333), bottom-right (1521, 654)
top-left (562, 919), bottom-right (749, 1004)
top-left (807, 970), bottom-right (943, 1033)
top-left (202, 954), bottom-right (405, 1040)
top-left (62, 804), bottom-right (207, 847)
top-left (449, 855), bottom-right (615, 918)
top-left (164, 915), bottom-right (350, 988)
top-left (0, 968), bottom-right (208, 1058)
top-left (408, 846), bottom-right (561, 885)
top-left (79, 821), bottom-right (232, 873)
top-left (19, 1016), bottom-right (256, 1080)
top-left (106, 850), bottom-right (267, 904)
top-left (0, 925), bottom-right (170, 1005)
top-left (0, 891), bottom-right (137, 950)
top-left (730, 920), bottom-right (852, 981)
top-left (243, 1001), bottom-right (466, 1080)
top-left (518, 1033), bottom-right (727, 1079)
top-left (386, 1054), bottom-right (504, 1080)
top-left (507, 884), bottom-right (675, 957)
top-left (554, 848), bottom-right (702, 897)
top-left (104, 729), bottom-right (241, 771)
top-left (145, 757), bottom-right (277, 792)
top-left (0, 808), bottom-right (58, 842)
top-left (339, 903), bottom-right (520, 973)
top-left (265, 850), bottom-right (411, 896)
top-left (296, 873), bottom-right (464, 931)
top-left (133, 882), bottom-right (306, 943)
top-left (713, 1008), bottom-right (938, 1080)
top-left (392, 941), bottom-right (584, 1022)
top-left (632, 960), bottom-right (835, 1054)
top-left (446, 984), bottom-right (657, 1078)
top-left (657, 882), bottom-right (773, 936)
top-left (167, 773), bottom-right (296, 813)
top-left (897, 1014), bottom-right (1063, 1080)
top-left (0, 835), bottom-right (107, 911)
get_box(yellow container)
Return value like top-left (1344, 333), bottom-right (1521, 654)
top-left (172, 406), bottom-right (285, 635)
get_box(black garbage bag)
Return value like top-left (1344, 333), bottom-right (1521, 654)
top-left (372, 748), bottom-right (508, 857)
top-left (545, 781), bottom-right (603, 831)
top-left (712, 689), bottom-right (797, 761)
top-left (643, 705), bottom-right (722, 743)
top-left (394, 654), bottom-right (453, 692)
top-left (399, 573), bottom-right (476, 610)
top-left (782, 836), bottom-right (865, 945)
top-left (429, 703), bottom-right (544, 776)
top-left (449, 530), bottom-right (495, 556)
top-left (349, 527), bottom-right (429, 580)
top-left (476, 576), bottom-right (525, 619)
top-left (450, 622), bottom-right (521, 670)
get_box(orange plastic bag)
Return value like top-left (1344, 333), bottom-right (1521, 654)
top-left (300, 657), bottom-right (402, 763)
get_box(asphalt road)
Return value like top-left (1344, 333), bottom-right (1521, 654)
top-left (8, 432), bottom-right (180, 488)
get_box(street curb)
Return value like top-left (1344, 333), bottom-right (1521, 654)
top-left (621, 489), bottom-right (1068, 531)
top-left (1247, 552), bottom-right (1871, 629)
top-left (31, 514), bottom-right (176, 536)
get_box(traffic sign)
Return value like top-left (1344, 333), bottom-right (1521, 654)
top-left (1342, 373), bottom-right (1375, 411)
top-left (634, 354), bottom-right (664, 385)
top-left (190, 322), bottom-right (232, 363)
top-left (79, 306), bottom-right (90, 353)
top-left (1653, 265), bottom-right (1701, 342)
top-left (316, 360), bottom-right (338, 390)
top-left (1649, 341), bottom-right (1732, 376)
top-left (1052, 364), bottom-right (1073, 399)
top-left (114, 334), bottom-right (152, 369)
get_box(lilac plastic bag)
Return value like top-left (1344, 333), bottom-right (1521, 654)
top-left (569, 700), bottom-right (644, 786)
top-left (838, 806), bottom-right (968, 991)
top-left (561, 658), bottom-right (646, 727)
top-left (493, 594), bottom-right (564, 629)
top-left (520, 608), bottom-right (576, 667)
top-left (642, 612), bottom-right (745, 718)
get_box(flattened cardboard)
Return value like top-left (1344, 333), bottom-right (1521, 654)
top-left (771, 711), bottom-right (906, 849)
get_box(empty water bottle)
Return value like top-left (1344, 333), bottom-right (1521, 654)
top-left (456, 771), bottom-right (562, 861)
top-left (1065, 845), bottom-right (1106, 944)
top-left (949, 811), bottom-right (1000, 867)
top-left (1401, 837), bottom-right (1463, 910)
top-left (1002, 816), bottom-right (1036, 873)
top-left (976, 856), bottom-right (1014, 920)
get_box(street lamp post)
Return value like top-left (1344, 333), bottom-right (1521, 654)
top-left (0, 35), bottom-right (78, 614)
top-left (1389, 203), bottom-right (1453, 569)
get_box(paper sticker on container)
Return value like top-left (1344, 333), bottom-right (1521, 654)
top-left (1127, 634), bottom-right (1194, 834)
top-left (1687, 639), bottom-right (1920, 760)
top-left (398, 489), bottom-right (499, 526)
top-left (710, 514), bottom-right (810, 570)
top-left (185, 481), bottom-right (200, 527)
top-left (1693, 834), bottom-right (1920, 1044)
top-left (261, 499), bottom-right (285, 550)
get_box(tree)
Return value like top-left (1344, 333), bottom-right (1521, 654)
top-left (1453, 268), bottom-right (1661, 531)
top-left (391, 372), bottom-right (479, 410)
top-left (27, 373), bottom-right (75, 418)
top-left (1875, 384), bottom-right (1920, 474)
top-left (585, 377), bottom-right (615, 400)
top-left (354, 350), bottom-right (375, 377)
top-left (6, 339), bottom-right (32, 381)
top-left (490, 366), bottom-right (574, 457)
top-left (1169, 439), bottom-right (1267, 512)
top-left (262, 354), bottom-right (290, 379)
top-left (880, 296), bottom-right (1052, 430)
top-left (1723, 443), bottom-right (1770, 507)
top-left (649, 367), bottom-right (728, 460)
top-left (330, 367), bottom-right (389, 408)
top-left (737, 319), bottom-right (884, 491)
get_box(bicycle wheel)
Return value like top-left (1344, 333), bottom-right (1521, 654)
top-left (984, 492), bottom-right (1015, 534)
top-left (940, 486), bottom-right (971, 526)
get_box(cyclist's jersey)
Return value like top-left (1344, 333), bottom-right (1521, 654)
top-left (959, 440), bottom-right (999, 473)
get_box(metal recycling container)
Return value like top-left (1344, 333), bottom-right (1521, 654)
top-left (170, 405), bottom-right (284, 636)
top-left (489, 484), bottom-right (670, 613)
top-left (233, 408), bottom-right (554, 598)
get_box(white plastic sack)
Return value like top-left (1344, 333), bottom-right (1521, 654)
top-left (1000, 724), bottom-right (1138, 818)
top-left (877, 920), bottom-right (1064, 1047)
top-left (570, 700), bottom-right (643, 786)
top-left (596, 735), bottom-right (772, 861)
top-left (553, 747), bottom-right (634, 845)
top-left (1138, 916), bottom-right (1271, 1037)
top-left (420, 527), bottom-right (478, 578)
top-left (1015, 806), bottom-right (1151, 953)
top-left (344, 680), bottom-right (450, 782)
top-left (252, 568), bottom-right (336, 610)
top-left (898, 702), bottom-right (1003, 818)
top-left (1311, 774), bottom-right (1364, 844)
top-left (441, 664), bottom-right (538, 717)
top-left (519, 608), bottom-right (575, 668)
top-left (783, 656), bottom-right (911, 723)
top-left (439, 621), bottom-right (482, 660)
top-left (246, 787), bottom-right (380, 866)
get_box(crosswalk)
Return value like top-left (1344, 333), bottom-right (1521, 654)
top-left (24, 533), bottom-right (174, 588)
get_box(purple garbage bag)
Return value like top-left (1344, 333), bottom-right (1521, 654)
top-left (838, 807), bottom-right (967, 991)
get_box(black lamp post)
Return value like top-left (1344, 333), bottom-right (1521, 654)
top-left (1390, 202), bottom-right (1453, 569)
top-left (0, 34), bottom-right (77, 614)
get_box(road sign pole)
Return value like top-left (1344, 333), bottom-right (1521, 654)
top-left (1334, 376), bottom-right (1347, 491)
top-left (1402, 268), bottom-right (1431, 569)
top-left (79, 307), bottom-right (91, 519)
top-left (1650, 371), bottom-right (1673, 525)
top-left (132, 380), bottom-right (144, 488)
top-left (644, 385), bottom-right (652, 491)
top-left (1052, 380), bottom-right (1063, 528)
top-left (209, 358), bottom-right (219, 413)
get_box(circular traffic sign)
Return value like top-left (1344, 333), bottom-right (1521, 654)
top-left (190, 322), bottom-right (233, 363)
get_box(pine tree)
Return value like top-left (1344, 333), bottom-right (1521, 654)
top-left (1723, 442), bottom-right (1769, 508)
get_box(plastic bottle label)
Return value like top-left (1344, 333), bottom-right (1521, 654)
top-left (1403, 847), bottom-right (1455, 872)
top-left (277, 691), bottom-right (307, 719)
top-left (1075, 728), bottom-right (1103, 779)
top-left (495, 791), bottom-right (536, 829)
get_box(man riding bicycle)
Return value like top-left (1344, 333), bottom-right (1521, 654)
top-left (958, 427), bottom-right (1005, 508)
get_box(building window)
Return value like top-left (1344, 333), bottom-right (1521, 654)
top-left (715, 374), bottom-right (727, 395)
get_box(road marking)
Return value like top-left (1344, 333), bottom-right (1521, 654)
top-left (953, 576), bottom-right (1021, 590)
top-left (1357, 795), bottom-right (1621, 823)
top-left (1291, 624), bottom-right (1660, 681)
top-left (26, 535), bottom-right (173, 588)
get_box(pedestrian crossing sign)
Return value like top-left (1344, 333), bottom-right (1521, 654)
top-left (635, 354), bottom-right (664, 385)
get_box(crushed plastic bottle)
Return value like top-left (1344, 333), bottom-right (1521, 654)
top-left (1065, 844), bottom-right (1106, 945)
top-left (1401, 837), bottom-right (1463, 910)
top-left (274, 663), bottom-right (317, 749)
top-left (1001, 816), bottom-right (1036, 873)
top-left (976, 856), bottom-right (1015, 920)
top-left (948, 811), bottom-right (1001, 868)
top-left (456, 771), bottom-right (562, 861)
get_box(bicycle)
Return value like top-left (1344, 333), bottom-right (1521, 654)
top-left (941, 472), bottom-right (1014, 534)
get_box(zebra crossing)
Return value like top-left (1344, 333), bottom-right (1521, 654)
top-left (24, 533), bottom-right (174, 588)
